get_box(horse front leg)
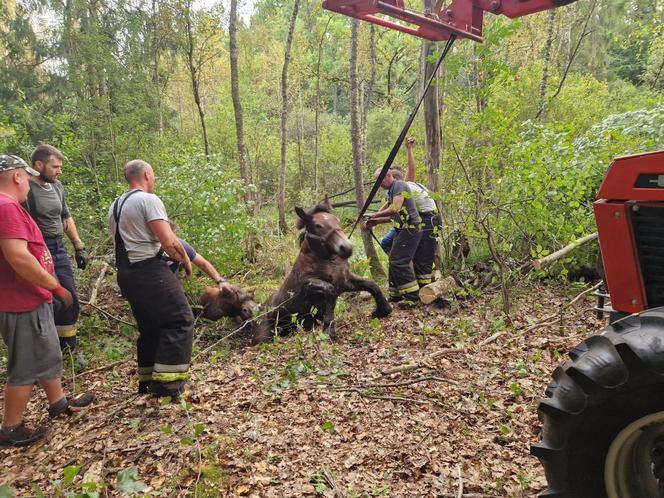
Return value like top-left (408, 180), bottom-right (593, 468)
top-left (344, 273), bottom-right (392, 318)
top-left (302, 279), bottom-right (338, 337)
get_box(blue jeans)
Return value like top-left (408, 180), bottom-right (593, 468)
top-left (44, 236), bottom-right (80, 350)
top-left (380, 227), bottom-right (398, 254)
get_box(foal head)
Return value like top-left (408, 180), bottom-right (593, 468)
top-left (295, 200), bottom-right (352, 259)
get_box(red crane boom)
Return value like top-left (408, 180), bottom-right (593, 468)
top-left (322, 0), bottom-right (577, 42)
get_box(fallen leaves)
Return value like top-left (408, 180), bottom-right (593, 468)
top-left (0, 280), bottom-right (603, 497)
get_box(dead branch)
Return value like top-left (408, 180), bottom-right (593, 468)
top-left (336, 375), bottom-right (455, 391)
top-left (322, 467), bottom-right (346, 498)
top-left (378, 348), bottom-right (461, 377)
top-left (88, 262), bottom-right (109, 306)
top-left (532, 232), bottom-right (598, 270)
top-left (456, 464), bottom-right (463, 498)
top-left (80, 300), bottom-right (137, 328)
top-left (76, 359), bottom-right (129, 379)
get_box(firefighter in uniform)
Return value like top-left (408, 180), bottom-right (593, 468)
top-left (24, 145), bottom-right (88, 351)
top-left (364, 169), bottom-right (422, 303)
top-left (403, 137), bottom-right (442, 287)
top-left (108, 160), bottom-right (194, 397)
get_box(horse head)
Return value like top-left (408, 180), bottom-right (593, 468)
top-left (295, 199), bottom-right (352, 259)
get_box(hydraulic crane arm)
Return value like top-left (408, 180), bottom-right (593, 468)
top-left (322, 0), bottom-right (577, 42)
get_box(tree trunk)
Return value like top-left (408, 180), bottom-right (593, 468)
top-left (229, 0), bottom-right (251, 205)
top-left (278, 0), bottom-right (300, 234)
top-left (314, 17), bottom-right (332, 196)
top-left (421, 2), bottom-right (443, 272)
top-left (360, 25), bottom-right (376, 168)
top-left (184, 2), bottom-right (210, 159)
top-left (536, 9), bottom-right (556, 120)
top-left (350, 20), bottom-right (385, 280)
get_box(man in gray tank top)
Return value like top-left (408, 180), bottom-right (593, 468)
top-left (24, 145), bottom-right (89, 351)
top-left (108, 160), bottom-right (194, 398)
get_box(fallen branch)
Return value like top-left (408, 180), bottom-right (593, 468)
top-left (519, 281), bottom-right (602, 335)
top-left (379, 348), bottom-right (461, 377)
top-left (344, 387), bottom-right (438, 406)
top-left (335, 375), bottom-right (454, 391)
top-left (80, 300), bottom-right (137, 328)
top-left (88, 262), bottom-right (109, 306)
top-left (532, 232), bottom-right (598, 270)
top-left (456, 464), bottom-right (463, 498)
top-left (76, 359), bottom-right (129, 379)
top-left (322, 467), bottom-right (346, 498)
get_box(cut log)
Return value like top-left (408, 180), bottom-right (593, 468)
top-left (532, 232), bottom-right (598, 270)
top-left (419, 275), bottom-right (458, 304)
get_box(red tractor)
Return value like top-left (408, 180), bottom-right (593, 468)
top-left (322, 1), bottom-right (664, 496)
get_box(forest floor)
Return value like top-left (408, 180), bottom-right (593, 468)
top-left (0, 271), bottom-right (603, 497)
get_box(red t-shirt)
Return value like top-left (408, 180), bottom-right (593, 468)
top-left (0, 193), bottom-right (54, 312)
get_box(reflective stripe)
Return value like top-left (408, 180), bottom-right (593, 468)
top-left (390, 284), bottom-right (419, 296)
top-left (153, 363), bottom-right (189, 373)
top-left (396, 280), bottom-right (419, 291)
top-left (152, 372), bottom-right (189, 382)
top-left (56, 327), bottom-right (77, 338)
top-left (417, 279), bottom-right (432, 285)
top-left (415, 273), bottom-right (433, 279)
top-left (138, 373), bottom-right (153, 381)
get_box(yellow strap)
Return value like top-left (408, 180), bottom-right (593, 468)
top-left (152, 372), bottom-right (189, 383)
top-left (57, 328), bottom-right (77, 338)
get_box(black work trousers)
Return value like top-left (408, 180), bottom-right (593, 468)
top-left (389, 226), bottom-right (422, 301)
top-left (117, 258), bottom-right (194, 397)
top-left (45, 236), bottom-right (80, 351)
top-left (413, 211), bottom-right (442, 286)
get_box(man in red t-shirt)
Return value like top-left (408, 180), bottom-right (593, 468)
top-left (0, 155), bottom-right (94, 447)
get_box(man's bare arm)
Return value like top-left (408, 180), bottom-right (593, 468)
top-left (372, 195), bottom-right (405, 219)
top-left (0, 238), bottom-right (60, 290)
top-left (148, 219), bottom-right (193, 276)
top-left (405, 137), bottom-right (416, 182)
top-left (63, 217), bottom-right (85, 250)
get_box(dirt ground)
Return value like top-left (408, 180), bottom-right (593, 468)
top-left (1, 279), bottom-right (603, 497)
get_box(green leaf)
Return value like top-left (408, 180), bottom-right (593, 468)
top-left (116, 467), bottom-right (147, 493)
top-left (63, 465), bottom-right (81, 486)
top-left (321, 421), bottom-right (335, 432)
top-left (194, 423), bottom-right (205, 437)
top-left (0, 484), bottom-right (13, 498)
top-left (31, 484), bottom-right (44, 498)
top-left (160, 425), bottom-right (173, 435)
top-left (180, 436), bottom-right (194, 445)
top-left (499, 425), bottom-right (511, 434)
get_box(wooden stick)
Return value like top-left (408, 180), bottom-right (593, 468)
top-left (79, 300), bottom-right (137, 328)
top-left (456, 464), bottom-right (463, 498)
top-left (88, 262), bottom-right (109, 306)
top-left (532, 232), bottom-right (598, 270)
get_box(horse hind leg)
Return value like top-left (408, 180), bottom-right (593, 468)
top-left (345, 274), bottom-right (392, 318)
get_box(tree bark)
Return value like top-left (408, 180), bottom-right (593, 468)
top-left (536, 9), bottom-right (556, 120)
top-left (229, 0), bottom-right (251, 206)
top-left (314, 17), bottom-right (332, 196)
top-left (278, 0), bottom-right (300, 234)
top-left (184, 1), bottom-right (210, 159)
top-left (350, 20), bottom-right (385, 280)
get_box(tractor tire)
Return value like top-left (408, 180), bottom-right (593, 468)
top-left (532, 308), bottom-right (664, 498)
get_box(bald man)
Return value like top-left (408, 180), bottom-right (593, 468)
top-left (108, 160), bottom-right (194, 398)
top-left (0, 155), bottom-right (93, 447)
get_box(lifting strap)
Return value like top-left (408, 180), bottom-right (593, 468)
top-left (350, 34), bottom-right (456, 236)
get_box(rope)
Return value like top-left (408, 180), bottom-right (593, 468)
top-left (349, 35), bottom-right (457, 237)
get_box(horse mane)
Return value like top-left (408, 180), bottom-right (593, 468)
top-left (295, 201), bottom-right (332, 230)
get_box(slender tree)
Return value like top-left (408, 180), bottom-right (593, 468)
top-left (229, 0), bottom-right (251, 204)
top-left (350, 20), bottom-right (385, 280)
top-left (278, 0), bottom-right (301, 234)
top-left (183, 0), bottom-right (210, 159)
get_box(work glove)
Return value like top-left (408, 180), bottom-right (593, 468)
top-left (52, 285), bottom-right (73, 309)
top-left (74, 241), bottom-right (89, 270)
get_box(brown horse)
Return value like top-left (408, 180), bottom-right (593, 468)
top-left (251, 201), bottom-right (392, 343)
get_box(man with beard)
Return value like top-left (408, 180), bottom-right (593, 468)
top-left (24, 145), bottom-right (88, 352)
top-left (0, 155), bottom-right (94, 448)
